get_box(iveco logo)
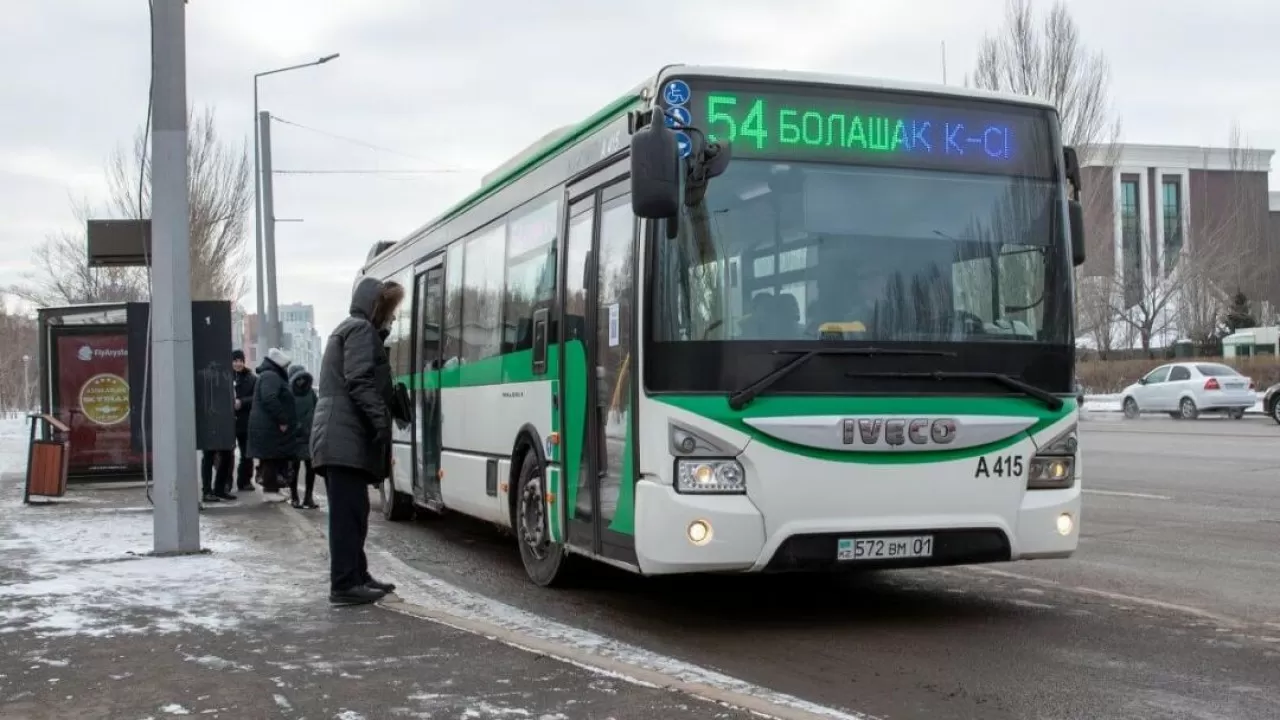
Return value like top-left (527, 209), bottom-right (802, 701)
top-left (743, 414), bottom-right (1036, 453)
top-left (841, 418), bottom-right (958, 447)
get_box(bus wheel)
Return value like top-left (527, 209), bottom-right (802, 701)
top-left (516, 451), bottom-right (572, 587)
top-left (380, 476), bottom-right (414, 522)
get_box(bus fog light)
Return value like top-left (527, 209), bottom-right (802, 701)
top-left (687, 519), bottom-right (713, 545)
top-left (1056, 513), bottom-right (1074, 536)
top-left (675, 459), bottom-right (745, 494)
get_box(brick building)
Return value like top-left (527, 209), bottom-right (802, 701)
top-left (1078, 144), bottom-right (1275, 349)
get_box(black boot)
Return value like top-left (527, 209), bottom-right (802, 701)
top-left (202, 492), bottom-right (221, 504)
top-left (365, 578), bottom-right (396, 593)
top-left (329, 585), bottom-right (386, 606)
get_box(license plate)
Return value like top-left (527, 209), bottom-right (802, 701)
top-left (1223, 382), bottom-right (1244, 389)
top-left (837, 535), bottom-right (934, 561)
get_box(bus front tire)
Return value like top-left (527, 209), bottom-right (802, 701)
top-left (380, 476), bottom-right (415, 522)
top-left (515, 451), bottom-right (574, 587)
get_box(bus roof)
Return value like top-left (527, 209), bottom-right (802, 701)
top-left (363, 64), bottom-right (1056, 273)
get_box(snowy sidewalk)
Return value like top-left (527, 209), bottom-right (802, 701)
top-left (0, 472), bottom-right (752, 720)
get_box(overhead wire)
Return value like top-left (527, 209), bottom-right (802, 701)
top-left (140, 0), bottom-right (155, 505)
top-left (273, 169), bottom-right (476, 175)
top-left (267, 114), bottom-right (480, 177)
top-left (268, 115), bottom-right (432, 161)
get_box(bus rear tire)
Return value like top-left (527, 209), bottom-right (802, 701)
top-left (380, 476), bottom-right (415, 522)
top-left (515, 451), bottom-right (574, 587)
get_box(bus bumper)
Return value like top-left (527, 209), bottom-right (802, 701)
top-left (633, 477), bottom-right (1081, 575)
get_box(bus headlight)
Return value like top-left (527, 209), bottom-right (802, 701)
top-left (1027, 424), bottom-right (1077, 490)
top-left (675, 459), bottom-right (746, 494)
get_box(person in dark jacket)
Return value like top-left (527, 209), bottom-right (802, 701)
top-left (287, 363), bottom-right (319, 509)
top-left (248, 347), bottom-right (297, 501)
top-left (199, 378), bottom-right (236, 503)
top-left (231, 350), bottom-right (257, 491)
top-left (312, 277), bottom-right (405, 606)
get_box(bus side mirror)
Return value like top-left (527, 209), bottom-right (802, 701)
top-left (1063, 146), bottom-right (1082, 193)
top-left (630, 110), bottom-right (680, 220)
top-left (1069, 199), bottom-right (1086, 267)
top-left (1063, 146), bottom-right (1085, 267)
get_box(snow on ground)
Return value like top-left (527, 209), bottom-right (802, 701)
top-left (0, 509), bottom-right (315, 639)
top-left (0, 415), bottom-right (319, 640)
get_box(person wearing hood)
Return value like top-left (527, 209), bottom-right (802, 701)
top-left (248, 347), bottom-right (297, 500)
top-left (287, 363), bottom-right (319, 509)
top-left (231, 349), bottom-right (257, 492)
top-left (312, 277), bottom-right (405, 606)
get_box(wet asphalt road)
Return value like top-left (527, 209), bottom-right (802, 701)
top-left (303, 414), bottom-right (1280, 720)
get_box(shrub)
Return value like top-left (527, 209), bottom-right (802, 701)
top-left (1077, 356), bottom-right (1280, 395)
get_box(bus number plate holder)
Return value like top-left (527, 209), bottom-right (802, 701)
top-left (837, 535), bottom-right (934, 561)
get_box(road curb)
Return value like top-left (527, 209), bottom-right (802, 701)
top-left (379, 596), bottom-right (850, 720)
top-left (272, 498), bottom-right (872, 720)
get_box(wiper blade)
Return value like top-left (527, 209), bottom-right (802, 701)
top-left (844, 370), bottom-right (1064, 411)
top-left (727, 347), bottom-right (956, 411)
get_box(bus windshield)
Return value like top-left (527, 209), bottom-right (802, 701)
top-left (652, 157), bottom-right (1072, 347)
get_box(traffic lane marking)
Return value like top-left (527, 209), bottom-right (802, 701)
top-left (954, 566), bottom-right (1248, 630)
top-left (1083, 489), bottom-right (1172, 500)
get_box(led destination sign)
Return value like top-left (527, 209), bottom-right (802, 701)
top-left (674, 81), bottom-right (1055, 177)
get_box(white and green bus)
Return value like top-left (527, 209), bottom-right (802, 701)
top-left (363, 65), bottom-right (1088, 586)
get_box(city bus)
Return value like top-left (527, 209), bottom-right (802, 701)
top-left (360, 65), bottom-right (1087, 587)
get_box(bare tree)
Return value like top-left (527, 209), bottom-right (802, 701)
top-left (1108, 224), bottom-right (1184, 353)
top-left (10, 105), bottom-right (251, 306)
top-left (970, 0), bottom-right (1124, 352)
top-left (108, 106), bottom-right (252, 301)
top-left (0, 298), bottom-right (39, 411)
top-left (1075, 273), bottom-right (1116, 355)
top-left (1178, 257), bottom-right (1227, 348)
top-left (1162, 123), bottom-right (1271, 348)
top-left (971, 0), bottom-right (1121, 167)
top-left (9, 200), bottom-right (149, 306)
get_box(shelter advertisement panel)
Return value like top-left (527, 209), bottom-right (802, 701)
top-left (52, 330), bottom-right (142, 474)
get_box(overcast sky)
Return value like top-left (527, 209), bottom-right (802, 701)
top-left (2, 0), bottom-right (1277, 338)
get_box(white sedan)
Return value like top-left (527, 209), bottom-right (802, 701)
top-left (1121, 362), bottom-right (1256, 420)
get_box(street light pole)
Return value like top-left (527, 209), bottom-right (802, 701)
top-left (252, 81), bottom-right (264, 363)
top-left (252, 53), bottom-right (338, 360)
top-left (259, 110), bottom-right (280, 350)
top-left (151, 0), bottom-right (200, 554)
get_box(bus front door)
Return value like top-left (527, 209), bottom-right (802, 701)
top-left (415, 263), bottom-right (445, 508)
top-left (561, 165), bottom-right (638, 566)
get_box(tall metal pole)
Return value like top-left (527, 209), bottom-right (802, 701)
top-left (150, 0), bottom-right (200, 553)
top-left (252, 82), bottom-right (265, 363)
top-left (259, 110), bottom-right (280, 350)
top-left (22, 355), bottom-right (30, 410)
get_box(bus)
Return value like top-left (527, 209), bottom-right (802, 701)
top-left (360, 65), bottom-right (1087, 587)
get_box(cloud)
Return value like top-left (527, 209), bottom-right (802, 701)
top-left (2, 0), bottom-right (1276, 336)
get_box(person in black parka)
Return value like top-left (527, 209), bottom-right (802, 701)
top-left (231, 350), bottom-right (257, 491)
top-left (248, 347), bottom-right (297, 501)
top-left (311, 277), bottom-right (405, 606)
top-left (287, 363), bottom-right (319, 510)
